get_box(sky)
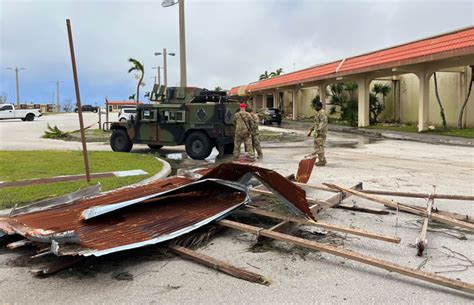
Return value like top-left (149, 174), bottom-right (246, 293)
top-left (0, 0), bottom-right (473, 107)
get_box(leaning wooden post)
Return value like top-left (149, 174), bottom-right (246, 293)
top-left (66, 19), bottom-right (91, 183)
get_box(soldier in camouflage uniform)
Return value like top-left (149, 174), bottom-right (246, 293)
top-left (307, 101), bottom-right (328, 166)
top-left (245, 105), bottom-right (263, 159)
top-left (233, 103), bottom-right (255, 161)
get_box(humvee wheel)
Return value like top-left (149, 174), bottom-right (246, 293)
top-left (224, 143), bottom-right (234, 154)
top-left (148, 144), bottom-right (163, 150)
top-left (110, 129), bottom-right (133, 152)
top-left (185, 132), bottom-right (212, 160)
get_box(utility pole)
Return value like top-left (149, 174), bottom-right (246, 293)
top-left (53, 80), bottom-right (64, 112)
top-left (6, 67), bottom-right (25, 106)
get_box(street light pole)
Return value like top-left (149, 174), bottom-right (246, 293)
top-left (161, 0), bottom-right (187, 87)
top-left (152, 66), bottom-right (162, 85)
top-left (154, 49), bottom-right (175, 87)
top-left (6, 67), bottom-right (25, 106)
top-left (56, 80), bottom-right (64, 112)
top-left (178, 0), bottom-right (187, 87)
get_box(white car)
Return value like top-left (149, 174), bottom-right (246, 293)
top-left (118, 108), bottom-right (136, 122)
top-left (0, 104), bottom-right (42, 121)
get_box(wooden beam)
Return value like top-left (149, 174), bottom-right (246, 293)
top-left (311, 182), bottom-right (363, 213)
top-left (324, 184), bottom-right (474, 231)
top-left (7, 239), bottom-right (33, 249)
top-left (361, 189), bottom-right (474, 201)
top-left (30, 257), bottom-right (83, 276)
top-left (386, 203), bottom-right (474, 224)
top-left (417, 197), bottom-right (433, 257)
top-left (169, 246), bottom-right (269, 285)
top-left (336, 204), bottom-right (390, 215)
top-left (242, 207), bottom-right (400, 244)
top-left (217, 219), bottom-right (474, 295)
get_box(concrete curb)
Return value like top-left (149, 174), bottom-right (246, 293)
top-left (327, 125), bottom-right (474, 147)
top-left (135, 157), bottom-right (172, 185)
top-left (0, 157), bottom-right (172, 217)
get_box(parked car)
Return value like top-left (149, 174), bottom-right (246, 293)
top-left (118, 108), bottom-right (137, 122)
top-left (0, 104), bottom-right (42, 121)
top-left (260, 108), bottom-right (282, 126)
top-left (74, 105), bottom-right (99, 113)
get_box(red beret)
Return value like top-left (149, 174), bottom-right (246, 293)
top-left (239, 103), bottom-right (247, 108)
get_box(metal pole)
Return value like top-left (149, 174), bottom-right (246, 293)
top-left (163, 48), bottom-right (168, 87)
top-left (179, 0), bottom-right (187, 87)
top-left (158, 66), bottom-right (161, 85)
top-left (56, 81), bottom-right (60, 112)
top-left (105, 97), bottom-right (109, 131)
top-left (15, 68), bottom-right (20, 106)
top-left (66, 19), bottom-right (91, 183)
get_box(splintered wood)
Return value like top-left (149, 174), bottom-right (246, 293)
top-left (217, 219), bottom-right (474, 294)
top-left (324, 183), bottom-right (474, 231)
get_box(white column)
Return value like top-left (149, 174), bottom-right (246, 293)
top-left (320, 84), bottom-right (327, 109)
top-left (292, 89), bottom-right (297, 120)
top-left (357, 79), bottom-right (370, 127)
top-left (274, 90), bottom-right (279, 108)
top-left (416, 71), bottom-right (431, 132)
top-left (262, 93), bottom-right (267, 108)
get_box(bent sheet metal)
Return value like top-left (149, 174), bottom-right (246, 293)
top-left (0, 163), bottom-right (312, 257)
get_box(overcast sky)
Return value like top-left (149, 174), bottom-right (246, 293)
top-left (0, 0), bottom-right (473, 106)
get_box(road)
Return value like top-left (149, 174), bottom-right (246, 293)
top-left (0, 114), bottom-right (473, 304)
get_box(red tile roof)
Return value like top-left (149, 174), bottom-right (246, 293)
top-left (107, 101), bottom-right (144, 105)
top-left (247, 26), bottom-right (474, 92)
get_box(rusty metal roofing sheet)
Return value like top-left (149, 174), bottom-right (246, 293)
top-left (200, 163), bottom-right (314, 220)
top-left (296, 157), bottom-right (316, 184)
top-left (0, 176), bottom-right (249, 256)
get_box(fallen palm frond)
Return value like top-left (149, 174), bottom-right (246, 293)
top-left (42, 124), bottom-right (71, 139)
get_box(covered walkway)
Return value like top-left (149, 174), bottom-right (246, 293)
top-left (238, 27), bottom-right (474, 131)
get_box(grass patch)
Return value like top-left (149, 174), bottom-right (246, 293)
top-left (259, 130), bottom-right (306, 142)
top-left (66, 129), bottom-right (112, 142)
top-left (365, 124), bottom-right (474, 138)
top-left (0, 151), bottom-right (163, 208)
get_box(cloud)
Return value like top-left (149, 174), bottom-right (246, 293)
top-left (0, 0), bottom-right (472, 105)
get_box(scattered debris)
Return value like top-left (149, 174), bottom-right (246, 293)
top-left (1, 161), bottom-right (473, 295)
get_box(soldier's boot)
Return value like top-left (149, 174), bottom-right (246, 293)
top-left (315, 154), bottom-right (326, 166)
top-left (257, 149), bottom-right (263, 159)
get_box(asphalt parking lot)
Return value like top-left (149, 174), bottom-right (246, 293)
top-left (0, 113), bottom-right (473, 304)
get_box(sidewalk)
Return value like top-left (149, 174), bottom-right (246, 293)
top-left (280, 120), bottom-right (474, 147)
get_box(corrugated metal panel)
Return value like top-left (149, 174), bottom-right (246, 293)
top-left (296, 157), bottom-right (316, 184)
top-left (200, 163), bottom-right (314, 220)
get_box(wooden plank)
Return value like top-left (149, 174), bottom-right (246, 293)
top-left (242, 207), bottom-right (400, 244)
top-left (7, 239), bottom-right (33, 249)
top-left (311, 182), bottom-right (363, 214)
top-left (324, 183), bottom-right (474, 232)
top-left (217, 219), bottom-right (474, 295)
top-left (30, 257), bottom-right (83, 276)
top-left (336, 204), bottom-right (390, 215)
top-left (417, 197), bottom-right (433, 257)
top-left (361, 189), bottom-right (474, 201)
top-left (386, 203), bottom-right (474, 224)
top-left (170, 246), bottom-right (268, 285)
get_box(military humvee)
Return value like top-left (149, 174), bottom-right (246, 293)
top-left (109, 85), bottom-right (240, 160)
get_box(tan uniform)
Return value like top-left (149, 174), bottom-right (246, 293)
top-left (245, 113), bottom-right (262, 158)
top-left (233, 110), bottom-right (255, 159)
top-left (308, 109), bottom-right (328, 164)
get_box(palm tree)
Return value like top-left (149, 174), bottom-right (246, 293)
top-left (344, 82), bottom-right (358, 101)
top-left (128, 58), bottom-right (144, 104)
top-left (373, 83), bottom-right (391, 106)
top-left (458, 65), bottom-right (473, 129)
top-left (433, 73), bottom-right (447, 130)
top-left (259, 70), bottom-right (270, 80)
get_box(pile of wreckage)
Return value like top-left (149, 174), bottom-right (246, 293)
top-left (0, 160), bottom-right (473, 295)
